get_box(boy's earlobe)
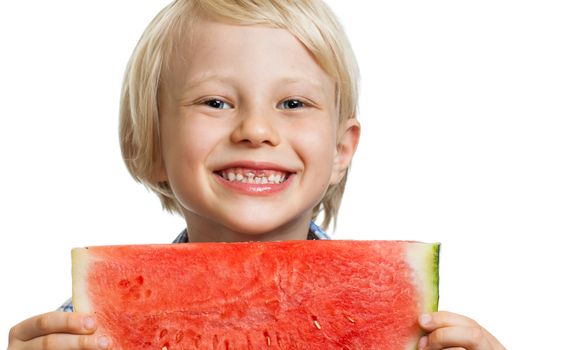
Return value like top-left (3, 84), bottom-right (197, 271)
top-left (330, 119), bottom-right (361, 185)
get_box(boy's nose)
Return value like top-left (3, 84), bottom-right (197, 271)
top-left (230, 109), bottom-right (280, 147)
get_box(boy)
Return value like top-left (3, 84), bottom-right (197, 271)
top-left (8, 0), bottom-right (505, 349)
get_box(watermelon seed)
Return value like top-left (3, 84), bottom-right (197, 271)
top-left (345, 316), bottom-right (355, 324)
top-left (161, 342), bottom-right (169, 350)
top-left (312, 316), bottom-right (321, 330)
top-left (264, 331), bottom-right (271, 346)
top-left (136, 275), bottom-right (144, 285)
top-left (175, 330), bottom-right (184, 343)
top-left (159, 329), bottom-right (168, 339)
top-left (118, 279), bottom-right (130, 288)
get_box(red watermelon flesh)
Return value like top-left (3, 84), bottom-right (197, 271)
top-left (72, 240), bottom-right (439, 350)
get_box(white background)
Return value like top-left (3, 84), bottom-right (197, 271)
top-left (1, 1), bottom-right (573, 349)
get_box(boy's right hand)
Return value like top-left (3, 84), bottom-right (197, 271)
top-left (8, 312), bottom-right (111, 350)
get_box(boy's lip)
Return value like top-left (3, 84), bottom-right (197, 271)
top-left (213, 170), bottom-right (294, 195)
top-left (212, 160), bottom-right (296, 195)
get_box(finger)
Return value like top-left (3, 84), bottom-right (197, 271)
top-left (421, 325), bottom-right (490, 350)
top-left (21, 333), bottom-right (111, 350)
top-left (9, 312), bottom-right (96, 342)
top-left (419, 310), bottom-right (479, 331)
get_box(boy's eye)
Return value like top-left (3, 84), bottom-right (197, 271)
top-left (203, 99), bottom-right (232, 109)
top-left (280, 99), bottom-right (305, 109)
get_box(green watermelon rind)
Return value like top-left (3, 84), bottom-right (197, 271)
top-left (431, 243), bottom-right (440, 311)
top-left (400, 242), bottom-right (439, 350)
top-left (405, 242), bottom-right (440, 313)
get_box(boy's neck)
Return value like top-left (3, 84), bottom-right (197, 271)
top-left (183, 214), bottom-right (313, 243)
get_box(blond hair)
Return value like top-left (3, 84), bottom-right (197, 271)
top-left (119, 0), bottom-right (359, 231)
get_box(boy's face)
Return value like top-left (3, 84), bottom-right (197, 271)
top-left (158, 19), bottom-right (359, 241)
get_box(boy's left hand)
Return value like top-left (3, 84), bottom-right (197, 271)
top-left (418, 311), bottom-right (506, 350)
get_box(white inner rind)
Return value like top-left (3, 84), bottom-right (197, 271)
top-left (71, 248), bottom-right (93, 313)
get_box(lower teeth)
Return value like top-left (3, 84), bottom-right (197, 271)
top-left (219, 173), bottom-right (286, 184)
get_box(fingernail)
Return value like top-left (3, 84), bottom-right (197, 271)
top-left (418, 335), bottom-right (428, 350)
top-left (83, 316), bottom-right (95, 330)
top-left (419, 314), bottom-right (432, 326)
top-left (98, 336), bottom-right (110, 349)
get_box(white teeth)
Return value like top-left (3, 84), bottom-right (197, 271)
top-left (220, 170), bottom-right (288, 184)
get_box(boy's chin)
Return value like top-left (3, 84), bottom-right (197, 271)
top-left (222, 216), bottom-right (307, 241)
top-left (226, 220), bottom-right (285, 237)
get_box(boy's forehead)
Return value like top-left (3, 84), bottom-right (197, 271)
top-left (165, 19), bottom-right (334, 91)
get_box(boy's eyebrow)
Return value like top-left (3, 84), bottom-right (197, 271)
top-left (183, 73), bottom-right (233, 90)
top-left (279, 77), bottom-right (324, 90)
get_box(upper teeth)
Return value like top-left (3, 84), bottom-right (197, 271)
top-left (220, 170), bottom-right (288, 184)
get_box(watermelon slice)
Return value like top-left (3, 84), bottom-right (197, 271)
top-left (72, 240), bottom-right (439, 350)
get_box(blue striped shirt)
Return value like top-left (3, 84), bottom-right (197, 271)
top-left (58, 222), bottom-right (329, 312)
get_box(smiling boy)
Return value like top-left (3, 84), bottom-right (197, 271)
top-left (8, 1), bottom-right (505, 349)
top-left (150, 20), bottom-right (359, 242)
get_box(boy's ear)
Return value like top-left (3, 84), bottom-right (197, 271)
top-left (330, 118), bottom-right (361, 185)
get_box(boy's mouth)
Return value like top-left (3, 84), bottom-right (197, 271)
top-left (215, 168), bottom-right (291, 184)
